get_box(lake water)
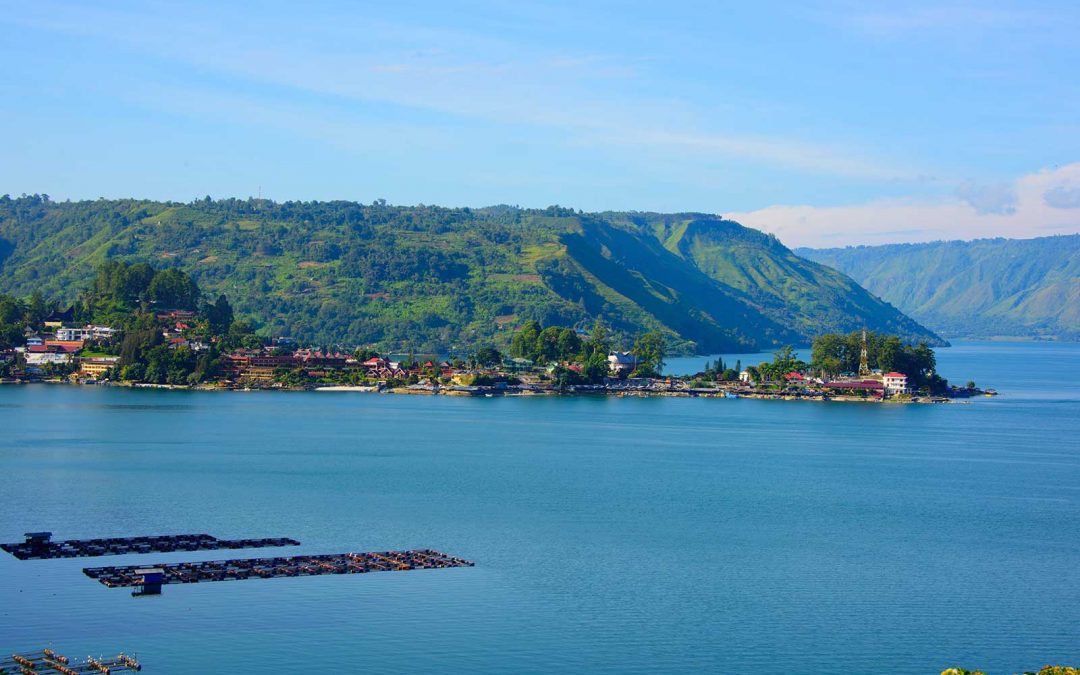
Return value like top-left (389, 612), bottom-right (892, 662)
top-left (1, 341), bottom-right (1077, 673)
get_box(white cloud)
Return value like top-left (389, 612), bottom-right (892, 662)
top-left (728, 163), bottom-right (1080, 248)
top-left (955, 181), bottom-right (1017, 215)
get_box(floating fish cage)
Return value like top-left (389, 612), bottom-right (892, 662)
top-left (1, 532), bottom-right (300, 560)
top-left (84, 549), bottom-right (474, 595)
top-left (0, 648), bottom-right (141, 673)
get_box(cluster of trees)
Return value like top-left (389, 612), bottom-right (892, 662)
top-left (1, 260), bottom-right (257, 385)
top-left (507, 320), bottom-right (667, 382)
top-left (0, 293), bottom-right (36, 349)
top-left (701, 356), bottom-right (742, 382)
top-left (509, 321), bottom-right (584, 364)
top-left (509, 320), bottom-right (612, 383)
top-left (80, 260), bottom-right (202, 326)
top-left (629, 331), bottom-right (666, 378)
top-left (749, 345), bottom-right (809, 383)
top-left (113, 315), bottom-right (257, 386)
top-left (810, 331), bottom-right (946, 392)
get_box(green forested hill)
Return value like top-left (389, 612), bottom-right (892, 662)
top-left (798, 235), bottom-right (1080, 340)
top-left (0, 195), bottom-right (939, 353)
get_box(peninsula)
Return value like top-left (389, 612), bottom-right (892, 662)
top-left (1, 262), bottom-right (984, 402)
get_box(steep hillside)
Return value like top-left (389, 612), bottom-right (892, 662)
top-left (660, 216), bottom-right (934, 340)
top-left (799, 235), bottom-right (1080, 340)
top-left (0, 195), bottom-right (940, 352)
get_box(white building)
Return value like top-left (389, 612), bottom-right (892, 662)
top-left (607, 351), bottom-right (639, 375)
top-left (56, 325), bottom-right (117, 342)
top-left (25, 351), bottom-right (73, 366)
top-left (883, 372), bottom-right (909, 395)
top-left (56, 327), bottom-right (90, 341)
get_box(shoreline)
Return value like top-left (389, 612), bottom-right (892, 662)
top-left (0, 378), bottom-right (968, 404)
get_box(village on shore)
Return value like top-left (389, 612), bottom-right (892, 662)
top-left (0, 262), bottom-right (992, 403)
top-left (1, 312), bottom-right (991, 404)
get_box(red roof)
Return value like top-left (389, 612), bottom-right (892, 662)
top-left (824, 380), bottom-right (883, 390)
top-left (784, 371), bottom-right (805, 380)
top-left (43, 340), bottom-right (84, 353)
top-left (883, 372), bottom-right (907, 378)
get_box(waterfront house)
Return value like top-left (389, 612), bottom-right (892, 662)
top-left (882, 372), bottom-right (909, 395)
top-left (80, 357), bottom-right (119, 378)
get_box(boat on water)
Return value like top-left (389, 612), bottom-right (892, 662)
top-left (724, 392), bottom-right (739, 399)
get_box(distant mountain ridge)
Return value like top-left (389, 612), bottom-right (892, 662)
top-left (798, 234), bottom-right (1080, 340)
top-left (0, 195), bottom-right (940, 353)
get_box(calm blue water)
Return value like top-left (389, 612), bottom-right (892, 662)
top-left (1, 341), bottom-right (1077, 673)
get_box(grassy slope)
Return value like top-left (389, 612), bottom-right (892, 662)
top-left (0, 197), bottom-right (940, 352)
top-left (798, 235), bottom-right (1080, 339)
top-left (660, 216), bottom-right (935, 340)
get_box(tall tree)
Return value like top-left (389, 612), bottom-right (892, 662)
top-left (206, 294), bottom-right (234, 334)
top-left (632, 331), bottom-right (666, 376)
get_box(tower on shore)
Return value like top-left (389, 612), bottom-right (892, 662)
top-left (859, 329), bottom-right (870, 376)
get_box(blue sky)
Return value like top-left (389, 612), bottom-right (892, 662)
top-left (2, 0), bottom-right (1079, 246)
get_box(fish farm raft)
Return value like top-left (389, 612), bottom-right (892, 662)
top-left (1, 648), bottom-right (141, 674)
top-left (1, 532), bottom-right (300, 560)
top-left (84, 549), bottom-right (475, 595)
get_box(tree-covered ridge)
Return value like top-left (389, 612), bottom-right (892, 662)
top-left (0, 194), bottom-right (940, 354)
top-left (798, 235), bottom-right (1080, 340)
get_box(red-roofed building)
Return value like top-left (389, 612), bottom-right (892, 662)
top-left (783, 371), bottom-right (805, 382)
top-left (823, 379), bottom-right (884, 398)
top-left (43, 340), bottom-right (84, 353)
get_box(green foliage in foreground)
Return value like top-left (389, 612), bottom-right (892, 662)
top-left (0, 195), bottom-right (942, 354)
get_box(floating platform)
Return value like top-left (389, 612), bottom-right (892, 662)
top-left (84, 549), bottom-right (474, 594)
top-left (1, 648), bottom-right (141, 673)
top-left (1, 532), bottom-right (300, 560)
